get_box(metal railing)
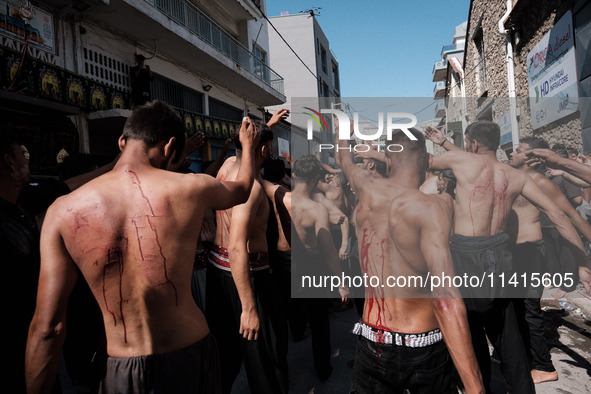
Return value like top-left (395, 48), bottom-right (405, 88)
top-left (147, 0), bottom-right (284, 95)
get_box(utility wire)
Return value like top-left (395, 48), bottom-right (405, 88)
top-left (254, 4), bottom-right (320, 82)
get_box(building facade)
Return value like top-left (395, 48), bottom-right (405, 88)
top-left (457, 0), bottom-right (590, 155)
top-left (0, 0), bottom-right (285, 176)
top-left (266, 11), bottom-right (341, 164)
top-left (432, 20), bottom-right (468, 153)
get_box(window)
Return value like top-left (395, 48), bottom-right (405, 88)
top-left (473, 28), bottom-right (488, 93)
top-left (332, 62), bottom-right (340, 92)
top-left (321, 45), bottom-right (327, 74)
top-left (208, 97), bottom-right (242, 121)
top-left (252, 43), bottom-right (269, 82)
top-left (151, 74), bottom-right (204, 113)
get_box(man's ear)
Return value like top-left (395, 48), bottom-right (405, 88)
top-left (2, 153), bottom-right (13, 172)
top-left (118, 135), bottom-right (126, 152)
top-left (472, 140), bottom-right (480, 153)
top-left (367, 160), bottom-right (376, 171)
top-left (163, 136), bottom-right (177, 160)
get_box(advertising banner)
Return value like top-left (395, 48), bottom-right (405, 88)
top-left (527, 11), bottom-right (578, 129)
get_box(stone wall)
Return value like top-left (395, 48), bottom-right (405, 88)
top-left (464, 0), bottom-right (582, 150)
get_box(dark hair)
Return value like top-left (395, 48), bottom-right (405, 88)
top-left (465, 121), bottom-right (500, 151)
top-left (122, 100), bottom-right (186, 164)
top-left (551, 143), bottom-right (566, 151)
top-left (566, 147), bottom-right (579, 157)
top-left (385, 127), bottom-right (426, 157)
top-left (372, 158), bottom-right (387, 177)
top-left (234, 119), bottom-right (273, 152)
top-left (293, 155), bottom-right (321, 183)
top-left (263, 157), bottom-right (286, 183)
top-left (0, 131), bottom-right (22, 159)
top-left (135, 54), bottom-right (145, 62)
top-left (553, 148), bottom-right (569, 159)
top-left (519, 136), bottom-right (549, 150)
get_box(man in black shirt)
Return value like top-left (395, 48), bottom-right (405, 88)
top-left (131, 53), bottom-right (153, 106)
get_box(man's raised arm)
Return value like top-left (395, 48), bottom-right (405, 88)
top-left (521, 176), bottom-right (591, 292)
top-left (425, 126), bottom-right (463, 152)
top-left (526, 148), bottom-right (591, 184)
top-left (204, 117), bottom-right (259, 211)
top-left (334, 118), bottom-right (366, 194)
top-left (418, 199), bottom-right (484, 394)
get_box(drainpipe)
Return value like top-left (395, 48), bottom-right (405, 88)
top-left (451, 57), bottom-right (468, 145)
top-left (499, 0), bottom-right (520, 151)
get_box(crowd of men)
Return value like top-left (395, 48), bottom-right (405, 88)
top-left (3, 100), bottom-right (591, 393)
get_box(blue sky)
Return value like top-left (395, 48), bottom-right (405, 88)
top-left (266, 0), bottom-right (471, 98)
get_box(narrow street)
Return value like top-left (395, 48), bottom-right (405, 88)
top-left (233, 296), bottom-right (591, 393)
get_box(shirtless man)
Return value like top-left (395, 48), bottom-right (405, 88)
top-left (205, 120), bottom-right (288, 394)
top-left (508, 137), bottom-right (591, 384)
top-left (336, 125), bottom-right (484, 393)
top-left (25, 101), bottom-right (259, 394)
top-left (291, 154), bottom-right (349, 380)
top-left (425, 121), bottom-right (591, 393)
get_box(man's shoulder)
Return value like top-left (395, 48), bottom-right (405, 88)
top-left (391, 190), bottom-right (449, 220)
top-left (529, 170), bottom-right (552, 187)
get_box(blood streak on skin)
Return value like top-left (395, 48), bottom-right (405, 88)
top-left (468, 181), bottom-right (492, 236)
top-left (102, 246), bottom-right (128, 343)
top-left (216, 209), bottom-right (232, 246)
top-left (360, 229), bottom-right (391, 362)
top-left (147, 216), bottom-right (178, 305)
top-left (131, 218), bottom-right (144, 261)
top-left (126, 170), bottom-right (155, 217)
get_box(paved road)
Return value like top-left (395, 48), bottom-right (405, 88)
top-left (232, 297), bottom-right (590, 393)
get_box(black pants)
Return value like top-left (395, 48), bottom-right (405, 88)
top-left (97, 334), bottom-right (221, 394)
top-left (450, 233), bottom-right (535, 394)
top-left (542, 227), bottom-right (579, 292)
top-left (205, 265), bottom-right (288, 394)
top-left (270, 249), bottom-right (309, 342)
top-left (512, 241), bottom-right (555, 373)
top-left (302, 298), bottom-right (332, 377)
top-left (351, 336), bottom-right (455, 393)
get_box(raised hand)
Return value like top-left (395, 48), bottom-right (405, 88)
top-left (239, 117), bottom-right (260, 152)
top-left (425, 126), bottom-right (445, 145)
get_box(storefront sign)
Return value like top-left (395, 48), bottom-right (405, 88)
top-left (527, 11), bottom-right (579, 129)
top-left (0, 1), bottom-right (55, 54)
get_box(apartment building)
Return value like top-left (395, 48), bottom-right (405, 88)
top-left (0, 0), bottom-right (285, 175)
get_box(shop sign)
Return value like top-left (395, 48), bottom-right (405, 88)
top-left (527, 11), bottom-right (579, 129)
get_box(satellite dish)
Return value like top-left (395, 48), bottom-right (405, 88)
top-left (301, 7), bottom-right (321, 17)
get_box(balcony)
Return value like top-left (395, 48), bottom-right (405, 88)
top-left (432, 59), bottom-right (447, 82)
top-left (433, 81), bottom-right (446, 99)
top-left (435, 100), bottom-right (446, 118)
top-left (83, 0), bottom-right (285, 105)
top-left (440, 44), bottom-right (456, 59)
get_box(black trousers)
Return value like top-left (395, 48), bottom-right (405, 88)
top-left (512, 241), bottom-right (555, 373)
top-left (542, 227), bottom-right (579, 292)
top-left (450, 233), bottom-right (535, 394)
top-left (97, 334), bottom-right (221, 394)
top-left (205, 265), bottom-right (288, 394)
top-left (351, 336), bottom-right (455, 394)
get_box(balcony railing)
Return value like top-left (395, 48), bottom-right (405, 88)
top-left (148, 0), bottom-right (284, 95)
top-left (433, 81), bottom-right (446, 99)
top-left (432, 59), bottom-right (447, 82)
